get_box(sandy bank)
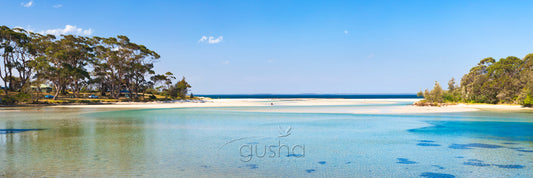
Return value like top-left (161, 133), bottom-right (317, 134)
top-left (53, 98), bottom-right (421, 108)
top-left (52, 98), bottom-right (531, 114)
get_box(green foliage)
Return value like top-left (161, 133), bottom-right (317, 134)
top-left (523, 94), bottom-right (532, 107)
top-left (90, 35), bottom-right (160, 99)
top-left (420, 53), bottom-right (533, 107)
top-left (0, 25), bottom-right (194, 104)
top-left (416, 91), bottom-right (423, 97)
top-left (1, 26), bottom-right (40, 96)
top-left (150, 72), bottom-right (175, 93)
top-left (14, 92), bottom-right (32, 103)
top-left (418, 81), bottom-right (444, 104)
top-left (145, 88), bottom-right (158, 95)
top-left (461, 55), bottom-right (529, 105)
top-left (0, 96), bottom-right (17, 105)
top-left (448, 78), bottom-right (456, 91)
top-left (166, 77), bottom-right (191, 99)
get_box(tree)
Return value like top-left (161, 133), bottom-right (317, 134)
top-left (11, 28), bottom-right (38, 92)
top-left (0, 26), bottom-right (187, 104)
top-left (430, 81), bottom-right (444, 103)
top-left (60, 35), bottom-right (93, 98)
top-left (167, 77), bottom-right (191, 99)
top-left (150, 72), bottom-right (175, 92)
top-left (520, 53), bottom-right (533, 105)
top-left (33, 34), bottom-right (70, 100)
top-left (420, 53), bottom-right (533, 107)
top-left (523, 93), bottom-right (532, 107)
top-left (448, 78), bottom-right (455, 91)
top-left (460, 57), bottom-right (494, 103)
top-left (93, 36), bottom-right (160, 99)
top-left (1, 26), bottom-right (41, 96)
top-left (0, 26), bottom-right (18, 95)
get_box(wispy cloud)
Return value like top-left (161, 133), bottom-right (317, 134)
top-left (344, 30), bottom-right (349, 34)
top-left (222, 60), bottom-right (230, 64)
top-left (53, 4), bottom-right (63, 8)
top-left (21, 0), bottom-right (34, 7)
top-left (199, 36), bottom-right (223, 44)
top-left (40, 25), bottom-right (93, 36)
top-left (14, 25), bottom-right (34, 32)
top-left (199, 36), bottom-right (207, 42)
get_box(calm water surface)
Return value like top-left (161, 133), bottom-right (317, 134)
top-left (0, 102), bottom-right (532, 177)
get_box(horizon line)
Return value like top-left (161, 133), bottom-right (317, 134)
top-left (196, 93), bottom-right (419, 95)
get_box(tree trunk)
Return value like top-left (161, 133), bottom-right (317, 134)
top-left (74, 81), bottom-right (79, 98)
top-left (53, 83), bottom-right (61, 100)
top-left (100, 81), bottom-right (106, 96)
top-left (2, 80), bottom-right (7, 96)
top-left (8, 69), bottom-right (13, 91)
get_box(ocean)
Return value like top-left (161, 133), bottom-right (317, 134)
top-left (197, 94), bottom-right (422, 99)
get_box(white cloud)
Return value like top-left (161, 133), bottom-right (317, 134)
top-left (41, 25), bottom-right (93, 36)
top-left (199, 36), bottom-right (223, 44)
top-left (199, 36), bottom-right (207, 42)
top-left (344, 30), bottom-right (349, 34)
top-left (208, 36), bottom-right (223, 44)
top-left (53, 4), bottom-right (63, 8)
top-left (222, 60), bottom-right (230, 64)
top-left (21, 0), bottom-right (34, 7)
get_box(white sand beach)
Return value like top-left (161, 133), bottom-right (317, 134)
top-left (53, 98), bottom-right (531, 114)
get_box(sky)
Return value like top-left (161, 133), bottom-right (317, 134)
top-left (2, 0), bottom-right (533, 94)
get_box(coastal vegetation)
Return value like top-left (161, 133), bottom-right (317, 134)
top-left (417, 54), bottom-right (533, 107)
top-left (0, 26), bottom-right (192, 105)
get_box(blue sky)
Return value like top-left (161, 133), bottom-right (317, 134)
top-left (2, 0), bottom-right (533, 94)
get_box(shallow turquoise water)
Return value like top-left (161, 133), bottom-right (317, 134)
top-left (0, 104), bottom-right (532, 177)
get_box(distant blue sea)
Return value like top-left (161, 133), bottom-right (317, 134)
top-left (197, 94), bottom-right (422, 99)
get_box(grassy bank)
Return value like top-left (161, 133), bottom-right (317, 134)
top-left (0, 91), bottom-right (200, 106)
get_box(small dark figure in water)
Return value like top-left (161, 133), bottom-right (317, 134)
top-left (271, 102), bottom-right (274, 106)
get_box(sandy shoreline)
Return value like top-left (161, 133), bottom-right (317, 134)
top-left (51, 98), bottom-right (532, 114)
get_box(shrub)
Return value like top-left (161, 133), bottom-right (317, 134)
top-left (523, 94), bottom-right (532, 107)
top-left (145, 88), bottom-right (158, 95)
top-left (15, 92), bottom-right (32, 103)
top-left (0, 96), bottom-right (17, 105)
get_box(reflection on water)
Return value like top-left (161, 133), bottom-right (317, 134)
top-left (0, 104), bottom-right (532, 177)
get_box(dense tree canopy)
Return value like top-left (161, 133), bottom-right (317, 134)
top-left (0, 26), bottom-right (40, 95)
top-left (0, 26), bottom-right (191, 103)
top-left (418, 54), bottom-right (533, 107)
